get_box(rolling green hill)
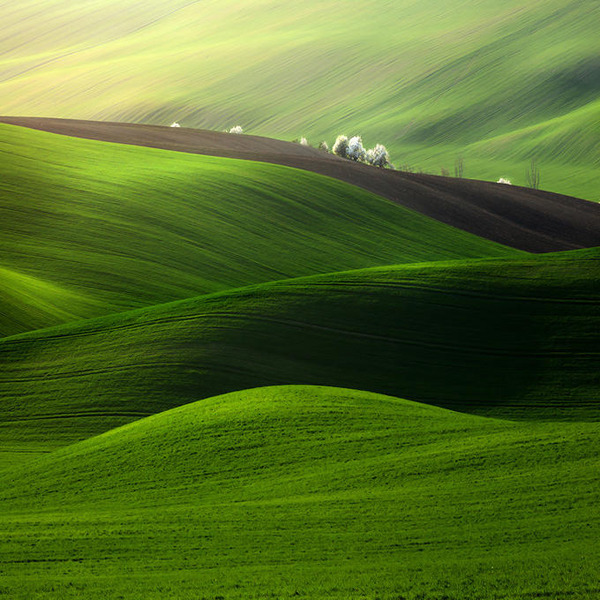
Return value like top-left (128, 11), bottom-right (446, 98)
top-left (2, 248), bottom-right (597, 469)
top-left (1, 385), bottom-right (598, 600)
top-left (0, 123), bottom-right (521, 337)
top-left (1, 3), bottom-right (597, 596)
top-left (0, 0), bottom-right (598, 199)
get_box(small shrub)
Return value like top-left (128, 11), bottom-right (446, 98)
top-left (300, 137), bottom-right (309, 146)
top-left (318, 141), bottom-right (329, 153)
top-left (497, 177), bottom-right (512, 185)
top-left (170, 122), bottom-right (181, 128)
top-left (441, 167), bottom-right (450, 177)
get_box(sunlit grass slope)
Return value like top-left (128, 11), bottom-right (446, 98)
top-left (0, 0), bottom-right (598, 199)
top-left (2, 248), bottom-right (597, 469)
top-left (0, 124), bottom-right (519, 336)
top-left (0, 265), bottom-right (107, 336)
top-left (1, 386), bottom-right (598, 600)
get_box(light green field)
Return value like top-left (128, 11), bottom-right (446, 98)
top-left (0, 123), bottom-right (521, 337)
top-left (1, 385), bottom-right (598, 600)
top-left (0, 0), bottom-right (598, 199)
top-left (2, 248), bottom-right (598, 471)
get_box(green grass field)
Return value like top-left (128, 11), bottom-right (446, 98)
top-left (1, 385), bottom-right (598, 600)
top-left (1, 3), bottom-right (599, 594)
top-left (2, 248), bottom-right (598, 471)
top-left (0, 123), bottom-right (520, 337)
top-left (0, 0), bottom-right (598, 200)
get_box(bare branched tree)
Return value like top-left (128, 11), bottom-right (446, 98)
top-left (526, 159), bottom-right (540, 189)
top-left (454, 156), bottom-right (464, 178)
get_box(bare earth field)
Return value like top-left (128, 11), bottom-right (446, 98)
top-left (2, 116), bottom-right (600, 253)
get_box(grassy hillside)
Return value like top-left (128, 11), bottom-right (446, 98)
top-left (2, 248), bottom-right (597, 469)
top-left (0, 265), bottom-right (107, 335)
top-left (1, 385), bottom-right (598, 600)
top-left (0, 0), bottom-right (598, 199)
top-left (2, 4), bottom-right (597, 595)
top-left (5, 118), bottom-right (600, 255)
top-left (0, 123), bottom-right (519, 337)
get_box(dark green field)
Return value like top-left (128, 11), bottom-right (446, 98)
top-left (1, 98), bottom-right (599, 597)
top-left (2, 248), bottom-right (599, 471)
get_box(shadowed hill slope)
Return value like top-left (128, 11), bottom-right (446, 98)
top-left (0, 122), bottom-right (519, 336)
top-left (1, 248), bottom-right (598, 469)
top-left (1, 386), bottom-right (598, 600)
top-left (2, 117), bottom-right (599, 253)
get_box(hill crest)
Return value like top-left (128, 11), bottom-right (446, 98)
top-left (2, 117), bottom-right (599, 253)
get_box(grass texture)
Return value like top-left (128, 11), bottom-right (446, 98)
top-left (1, 8), bottom-right (598, 592)
top-left (0, 123), bottom-right (520, 337)
top-left (2, 248), bottom-right (597, 470)
top-left (0, 0), bottom-right (598, 199)
top-left (0, 385), bottom-right (598, 600)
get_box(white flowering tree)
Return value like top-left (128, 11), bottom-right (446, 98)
top-left (300, 137), bottom-right (309, 146)
top-left (366, 144), bottom-right (390, 168)
top-left (347, 136), bottom-right (366, 162)
top-left (331, 135), bottom-right (391, 167)
top-left (318, 141), bottom-right (329, 152)
top-left (332, 135), bottom-right (349, 158)
top-left (229, 125), bottom-right (243, 134)
top-left (170, 122), bottom-right (181, 128)
top-left (497, 177), bottom-right (512, 185)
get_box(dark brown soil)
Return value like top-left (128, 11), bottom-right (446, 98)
top-left (2, 116), bottom-right (599, 253)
